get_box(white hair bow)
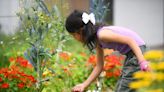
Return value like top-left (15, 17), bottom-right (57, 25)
top-left (82, 12), bottom-right (96, 25)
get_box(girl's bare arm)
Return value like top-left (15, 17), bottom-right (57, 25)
top-left (83, 45), bottom-right (104, 88)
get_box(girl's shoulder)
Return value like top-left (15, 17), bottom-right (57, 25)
top-left (97, 25), bottom-right (121, 34)
top-left (96, 26), bottom-right (114, 40)
top-left (97, 26), bottom-right (114, 37)
top-left (97, 25), bottom-right (136, 36)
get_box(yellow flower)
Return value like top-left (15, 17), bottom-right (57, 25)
top-left (129, 81), bottom-right (142, 89)
top-left (144, 50), bottom-right (164, 60)
top-left (43, 68), bottom-right (52, 77)
top-left (155, 72), bottom-right (164, 81)
top-left (147, 89), bottom-right (163, 92)
top-left (150, 63), bottom-right (157, 70)
top-left (150, 62), bottom-right (164, 70)
top-left (157, 62), bottom-right (164, 70)
top-left (133, 71), bottom-right (145, 78)
top-left (133, 71), bottom-right (154, 80)
top-left (129, 80), bottom-right (151, 89)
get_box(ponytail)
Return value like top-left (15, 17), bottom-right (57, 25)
top-left (65, 10), bottom-right (105, 52)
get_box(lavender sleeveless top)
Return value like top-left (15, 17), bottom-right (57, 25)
top-left (97, 26), bottom-right (145, 54)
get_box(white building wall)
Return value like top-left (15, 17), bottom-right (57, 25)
top-left (114, 0), bottom-right (163, 48)
top-left (0, 0), bottom-right (19, 34)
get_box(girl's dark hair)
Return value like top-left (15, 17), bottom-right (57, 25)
top-left (65, 10), bottom-right (104, 52)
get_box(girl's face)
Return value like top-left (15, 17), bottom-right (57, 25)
top-left (70, 28), bottom-right (84, 42)
top-left (71, 32), bottom-right (82, 42)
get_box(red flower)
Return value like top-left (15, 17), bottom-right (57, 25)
top-left (3, 72), bottom-right (9, 78)
top-left (27, 75), bottom-right (37, 83)
top-left (1, 83), bottom-right (9, 88)
top-left (0, 60), bottom-right (36, 90)
top-left (10, 56), bottom-right (33, 68)
top-left (88, 55), bottom-right (97, 66)
top-left (18, 72), bottom-right (28, 77)
top-left (105, 55), bottom-right (122, 66)
top-left (17, 83), bottom-right (24, 88)
top-left (20, 60), bottom-right (28, 67)
top-left (0, 77), bottom-right (3, 82)
top-left (0, 68), bottom-right (8, 74)
top-left (103, 55), bottom-right (123, 78)
top-left (16, 56), bottom-right (24, 63)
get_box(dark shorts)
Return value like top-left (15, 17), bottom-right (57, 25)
top-left (115, 45), bottom-right (147, 92)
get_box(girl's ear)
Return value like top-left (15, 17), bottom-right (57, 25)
top-left (79, 27), bottom-right (83, 32)
top-left (76, 27), bottom-right (84, 35)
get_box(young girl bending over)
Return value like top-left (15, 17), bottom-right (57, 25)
top-left (65, 10), bottom-right (149, 92)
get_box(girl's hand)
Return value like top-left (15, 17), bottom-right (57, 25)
top-left (139, 61), bottom-right (150, 71)
top-left (72, 83), bottom-right (86, 92)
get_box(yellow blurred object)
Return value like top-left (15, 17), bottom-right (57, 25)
top-left (150, 63), bottom-right (157, 70)
top-left (133, 71), bottom-right (154, 80)
top-left (150, 62), bottom-right (164, 70)
top-left (129, 80), bottom-right (151, 89)
top-left (103, 49), bottom-right (114, 56)
top-left (43, 68), bottom-right (52, 77)
top-left (157, 62), bottom-right (164, 70)
top-left (130, 50), bottom-right (164, 91)
top-left (156, 72), bottom-right (164, 81)
top-left (144, 50), bottom-right (164, 60)
top-left (147, 89), bottom-right (163, 92)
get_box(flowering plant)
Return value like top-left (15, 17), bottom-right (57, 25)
top-left (130, 50), bottom-right (164, 92)
top-left (87, 51), bottom-right (124, 90)
top-left (0, 56), bottom-right (36, 92)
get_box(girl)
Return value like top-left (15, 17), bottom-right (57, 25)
top-left (65, 10), bottom-right (149, 92)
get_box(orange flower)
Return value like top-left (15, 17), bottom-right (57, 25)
top-left (113, 69), bottom-right (121, 77)
top-left (19, 77), bottom-right (27, 83)
top-left (105, 55), bottom-right (123, 66)
top-left (103, 62), bottom-right (115, 71)
top-left (1, 83), bottom-right (9, 88)
top-left (3, 72), bottom-right (9, 78)
top-left (9, 57), bottom-right (15, 62)
top-left (27, 63), bottom-right (33, 68)
top-left (11, 65), bottom-right (20, 72)
top-left (0, 68), bottom-right (8, 74)
top-left (106, 72), bottom-right (113, 78)
top-left (59, 52), bottom-right (70, 61)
